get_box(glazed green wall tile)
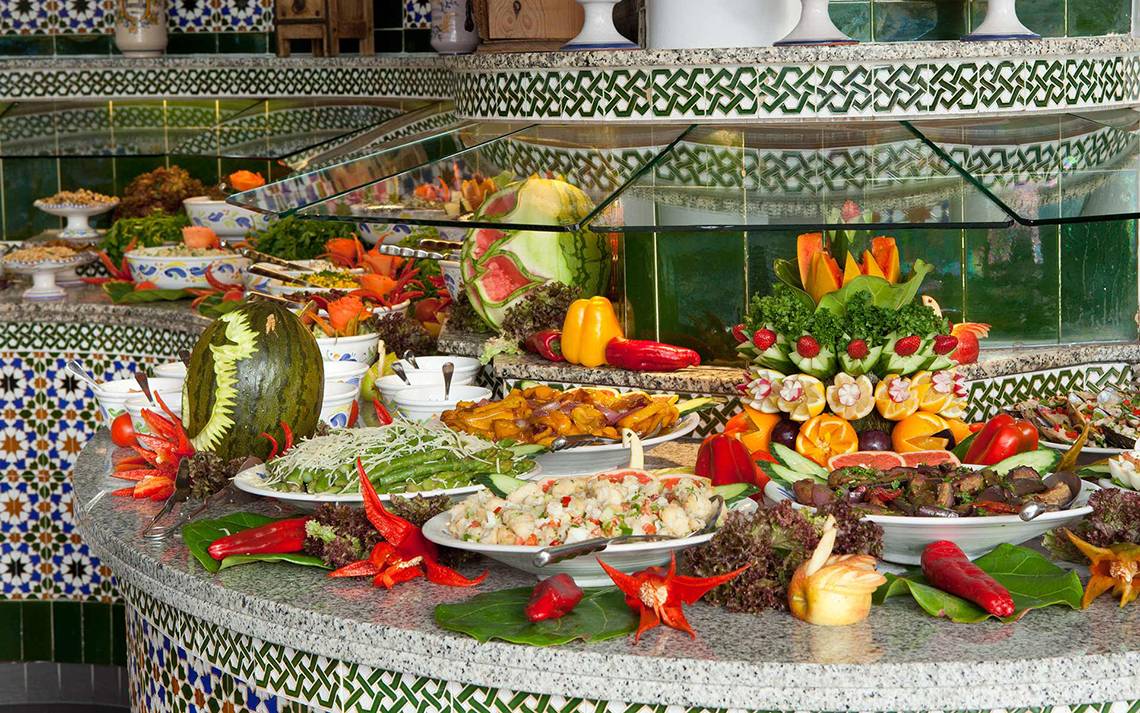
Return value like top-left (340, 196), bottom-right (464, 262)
top-left (873, 0), bottom-right (967, 42)
top-left (55, 34), bottom-right (113, 55)
top-left (51, 601), bottom-right (83, 664)
top-left (890, 228), bottom-right (965, 322)
top-left (620, 233), bottom-right (659, 339)
top-left (1059, 220), bottom-right (1138, 342)
top-left (82, 601), bottom-right (112, 665)
top-left (1067, 0), bottom-right (1131, 35)
top-left (3, 157), bottom-right (61, 239)
top-left (0, 601), bottom-right (123, 664)
top-left (21, 601), bottom-right (52, 661)
top-left (830, 2), bottom-right (873, 42)
top-left (969, 0), bottom-right (1066, 36)
top-left (0, 603), bottom-right (20, 661)
top-left (654, 232), bottom-right (746, 362)
top-left (964, 226), bottom-right (1061, 344)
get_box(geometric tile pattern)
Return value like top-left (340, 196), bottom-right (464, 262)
top-left (455, 54), bottom-right (1140, 121)
top-left (0, 64), bottom-right (454, 101)
top-left (0, 321), bottom-right (198, 603)
top-left (403, 0), bottom-right (430, 29)
top-left (966, 362), bottom-right (1135, 422)
top-left (0, 0), bottom-right (272, 34)
top-left (122, 579), bottom-right (1140, 713)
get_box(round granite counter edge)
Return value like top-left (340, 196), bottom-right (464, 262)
top-left (0, 298), bottom-right (210, 335)
top-left (74, 433), bottom-right (1140, 712)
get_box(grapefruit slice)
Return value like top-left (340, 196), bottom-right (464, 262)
top-left (900, 450), bottom-right (961, 467)
top-left (827, 451), bottom-right (906, 471)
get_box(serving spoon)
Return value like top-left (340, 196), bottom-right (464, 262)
top-left (391, 361), bottom-right (410, 385)
top-left (65, 360), bottom-right (100, 391)
top-left (442, 361), bottom-right (454, 400)
top-left (134, 372), bottom-right (154, 405)
top-left (533, 495), bottom-right (724, 567)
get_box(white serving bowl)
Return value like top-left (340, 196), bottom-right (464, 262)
top-left (422, 478), bottom-right (757, 586)
top-left (91, 376), bottom-right (184, 425)
top-left (152, 361), bottom-right (187, 380)
top-left (125, 391), bottom-right (183, 435)
top-left (376, 369), bottom-right (476, 406)
top-left (183, 196), bottom-right (272, 239)
top-left (323, 360), bottom-right (369, 389)
top-left (319, 381), bottom-right (359, 429)
top-left (315, 332), bottom-right (382, 364)
top-left (395, 385), bottom-right (492, 422)
top-left (395, 355), bottom-right (482, 384)
top-left (124, 250), bottom-right (249, 290)
top-left (765, 478), bottom-right (1098, 565)
top-left (439, 260), bottom-right (463, 301)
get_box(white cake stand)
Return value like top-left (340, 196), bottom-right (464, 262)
top-left (963, 0), bottom-right (1039, 40)
top-left (2, 252), bottom-right (96, 302)
top-left (33, 200), bottom-right (118, 240)
top-left (563, 0), bottom-right (637, 50)
top-left (775, 0), bottom-right (857, 45)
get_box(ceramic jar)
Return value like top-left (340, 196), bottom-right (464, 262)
top-left (115, 0), bottom-right (168, 57)
top-left (431, 0), bottom-right (479, 54)
top-left (645, 0), bottom-right (798, 49)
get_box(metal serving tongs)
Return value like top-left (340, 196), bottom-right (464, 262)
top-left (237, 247), bottom-right (317, 272)
top-left (374, 239), bottom-right (462, 262)
top-left (245, 264), bottom-right (318, 287)
top-left (142, 456), bottom-right (262, 540)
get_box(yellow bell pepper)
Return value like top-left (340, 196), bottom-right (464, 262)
top-left (561, 296), bottom-right (624, 368)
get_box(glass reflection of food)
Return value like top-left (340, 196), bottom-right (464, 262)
top-left (440, 385), bottom-right (682, 446)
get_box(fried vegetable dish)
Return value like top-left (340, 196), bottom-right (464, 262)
top-left (792, 463), bottom-right (1079, 517)
top-left (1007, 390), bottom-right (1140, 449)
top-left (440, 385), bottom-right (682, 446)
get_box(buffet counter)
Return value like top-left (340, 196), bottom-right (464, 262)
top-left (3, 289), bottom-right (1134, 711)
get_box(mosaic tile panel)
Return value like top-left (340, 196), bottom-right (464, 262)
top-left (403, 0), bottom-right (431, 29)
top-left (121, 578), bottom-right (1140, 713)
top-left (454, 54), bottom-right (1140, 121)
top-left (0, 0), bottom-right (272, 34)
top-left (0, 320), bottom-right (198, 603)
top-left (965, 362), bottom-right (1135, 421)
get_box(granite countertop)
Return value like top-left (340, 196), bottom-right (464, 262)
top-left (0, 55), bottom-right (445, 70)
top-left (73, 426), bottom-right (1140, 712)
top-left (0, 284), bottom-right (209, 334)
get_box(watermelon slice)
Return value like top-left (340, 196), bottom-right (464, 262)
top-left (900, 450), bottom-right (960, 467)
top-left (474, 254), bottom-right (538, 304)
top-left (469, 228), bottom-right (506, 260)
top-left (827, 451), bottom-right (907, 471)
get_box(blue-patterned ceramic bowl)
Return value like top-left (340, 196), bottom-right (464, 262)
top-left (125, 249), bottom-right (249, 290)
top-left (319, 381), bottom-right (358, 429)
top-left (183, 196), bottom-right (272, 239)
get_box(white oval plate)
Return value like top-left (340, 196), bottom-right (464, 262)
top-left (764, 475), bottom-right (1097, 565)
top-left (531, 412), bottom-right (701, 476)
top-left (422, 478), bottom-right (756, 587)
top-left (1040, 439), bottom-right (1124, 457)
top-left (233, 461), bottom-right (541, 511)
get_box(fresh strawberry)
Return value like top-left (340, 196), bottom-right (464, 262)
top-left (846, 339), bottom-right (869, 360)
top-left (731, 324), bottom-right (749, 344)
top-left (932, 334), bottom-right (959, 355)
top-left (752, 328), bottom-right (777, 351)
top-left (894, 335), bottom-right (921, 356)
top-left (952, 331), bottom-right (980, 364)
top-left (796, 335), bottom-right (820, 358)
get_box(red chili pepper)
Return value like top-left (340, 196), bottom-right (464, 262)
top-left (525, 330), bottom-right (565, 362)
top-left (371, 398), bottom-right (393, 426)
top-left (973, 500), bottom-right (1021, 515)
top-left (604, 339), bottom-right (701, 372)
top-left (326, 459), bottom-right (488, 589)
top-left (597, 554), bottom-right (749, 641)
top-left (867, 486), bottom-right (902, 503)
top-left (207, 517), bottom-right (310, 560)
top-left (328, 559), bottom-right (380, 578)
top-left (920, 540), bottom-right (1015, 617)
top-left (524, 573), bottom-right (584, 622)
top-left (964, 415), bottom-right (1038, 465)
top-left (694, 434), bottom-right (769, 492)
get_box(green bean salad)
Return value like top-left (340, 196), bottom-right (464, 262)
top-left (262, 420), bottom-right (537, 495)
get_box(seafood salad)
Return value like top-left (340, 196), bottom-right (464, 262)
top-left (1007, 389), bottom-right (1140, 448)
top-left (446, 471), bottom-right (720, 546)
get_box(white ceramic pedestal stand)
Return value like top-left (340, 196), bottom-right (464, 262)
top-left (963, 0), bottom-right (1039, 40)
top-left (3, 254), bottom-right (95, 302)
top-left (563, 0), bottom-right (637, 50)
top-left (775, 0), bottom-right (857, 45)
top-left (33, 200), bottom-right (118, 240)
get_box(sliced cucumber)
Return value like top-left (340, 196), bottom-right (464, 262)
top-left (760, 461), bottom-right (826, 488)
top-left (952, 431), bottom-right (977, 459)
top-left (988, 449), bottom-right (1061, 476)
top-left (770, 443), bottom-right (828, 479)
top-left (711, 482), bottom-right (759, 504)
top-left (677, 396), bottom-right (718, 416)
top-left (478, 473), bottom-right (528, 498)
top-left (1077, 462), bottom-right (1111, 478)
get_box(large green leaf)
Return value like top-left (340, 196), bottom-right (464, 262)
top-left (873, 544), bottom-right (1083, 623)
top-left (182, 512), bottom-right (276, 573)
top-left (816, 259), bottom-right (934, 316)
top-left (218, 553), bottom-right (329, 571)
top-left (435, 586), bottom-right (636, 645)
top-left (772, 258), bottom-right (815, 308)
top-left (103, 282), bottom-right (192, 304)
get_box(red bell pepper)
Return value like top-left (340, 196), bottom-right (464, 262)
top-left (604, 339), bottom-right (701, 372)
top-left (525, 330), bottom-right (564, 362)
top-left (207, 517), bottom-right (310, 560)
top-left (694, 433), bottom-right (769, 491)
top-left (964, 415), bottom-right (1039, 465)
top-left (921, 540), bottom-right (1015, 617)
top-left (524, 573), bottom-right (584, 622)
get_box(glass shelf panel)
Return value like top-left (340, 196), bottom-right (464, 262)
top-left (588, 122), bottom-right (1013, 233)
top-left (907, 113), bottom-right (1140, 226)
top-left (292, 123), bottom-right (690, 232)
top-left (229, 119), bottom-right (527, 216)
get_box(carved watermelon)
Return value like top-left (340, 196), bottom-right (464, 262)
top-left (183, 301), bottom-right (324, 461)
top-left (461, 177), bottom-right (610, 330)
